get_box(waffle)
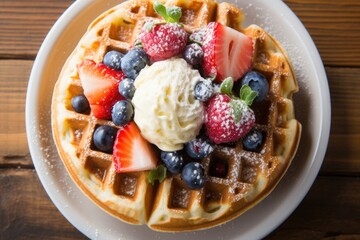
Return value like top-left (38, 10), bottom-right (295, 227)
top-left (51, 0), bottom-right (301, 231)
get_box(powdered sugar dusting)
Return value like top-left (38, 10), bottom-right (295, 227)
top-left (206, 94), bottom-right (255, 143)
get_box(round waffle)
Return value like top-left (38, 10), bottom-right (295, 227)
top-left (51, 0), bottom-right (301, 231)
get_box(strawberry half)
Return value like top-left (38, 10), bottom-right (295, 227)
top-left (77, 59), bottom-right (125, 119)
top-left (202, 22), bottom-right (253, 82)
top-left (113, 122), bottom-right (158, 173)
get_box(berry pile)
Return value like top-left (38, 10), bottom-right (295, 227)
top-left (71, 2), bottom-right (270, 190)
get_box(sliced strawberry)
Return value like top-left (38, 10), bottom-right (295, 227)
top-left (202, 22), bottom-right (253, 82)
top-left (89, 94), bottom-right (123, 120)
top-left (77, 59), bottom-right (125, 119)
top-left (141, 23), bottom-right (188, 62)
top-left (113, 122), bottom-right (158, 173)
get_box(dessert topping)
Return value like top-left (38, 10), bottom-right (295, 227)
top-left (183, 43), bottom-right (204, 66)
top-left (93, 126), bottom-right (117, 153)
top-left (121, 48), bottom-right (149, 79)
top-left (118, 77), bottom-right (136, 100)
top-left (148, 165), bottom-right (167, 185)
top-left (205, 78), bottom-right (257, 144)
top-left (140, 2), bottom-right (188, 62)
top-left (77, 59), bottom-right (125, 119)
top-left (160, 151), bottom-right (184, 174)
top-left (194, 78), bottom-right (214, 102)
top-left (71, 94), bottom-right (90, 114)
top-left (111, 100), bottom-right (134, 127)
top-left (113, 122), bottom-right (158, 173)
top-left (181, 162), bottom-right (205, 189)
top-left (242, 129), bottom-right (264, 152)
top-left (103, 50), bottom-right (124, 71)
top-left (240, 71), bottom-right (269, 102)
top-left (185, 136), bottom-right (214, 160)
top-left (202, 22), bottom-right (253, 82)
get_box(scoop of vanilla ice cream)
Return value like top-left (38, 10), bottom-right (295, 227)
top-left (132, 58), bottom-right (204, 151)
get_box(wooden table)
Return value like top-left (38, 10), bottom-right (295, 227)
top-left (1, 0), bottom-right (359, 239)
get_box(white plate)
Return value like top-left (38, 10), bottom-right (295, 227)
top-left (26, 0), bottom-right (330, 239)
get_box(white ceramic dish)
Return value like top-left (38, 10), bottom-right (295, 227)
top-left (26, 0), bottom-right (330, 239)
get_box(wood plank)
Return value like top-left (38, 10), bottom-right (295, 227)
top-left (320, 67), bottom-right (360, 174)
top-left (1, 60), bottom-right (360, 173)
top-left (267, 176), bottom-right (360, 239)
top-left (0, 169), bottom-right (359, 239)
top-left (0, 169), bottom-right (86, 239)
top-left (0, 0), bottom-right (73, 58)
top-left (0, 60), bottom-right (31, 166)
top-left (0, 0), bottom-right (359, 66)
top-left (284, 0), bottom-right (360, 67)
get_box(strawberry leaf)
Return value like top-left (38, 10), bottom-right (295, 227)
top-left (148, 165), bottom-right (167, 185)
top-left (154, 2), bottom-right (168, 21)
top-left (144, 21), bottom-right (156, 32)
top-left (240, 84), bottom-right (257, 106)
top-left (154, 2), bottom-right (182, 23)
top-left (230, 99), bottom-right (243, 123)
top-left (167, 6), bottom-right (182, 22)
top-left (220, 77), bottom-right (234, 96)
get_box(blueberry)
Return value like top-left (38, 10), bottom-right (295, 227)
top-left (119, 78), bottom-right (135, 100)
top-left (111, 100), bottom-right (134, 126)
top-left (71, 94), bottom-right (90, 113)
top-left (161, 151), bottom-right (184, 174)
top-left (93, 126), bottom-right (117, 153)
top-left (194, 79), bottom-right (214, 102)
top-left (243, 130), bottom-right (263, 152)
top-left (121, 48), bottom-right (149, 79)
top-left (103, 50), bottom-right (124, 70)
top-left (241, 71), bottom-right (269, 102)
top-left (186, 137), bottom-right (214, 159)
top-left (189, 30), bottom-right (205, 45)
top-left (181, 162), bottom-right (205, 189)
top-left (183, 43), bottom-right (204, 65)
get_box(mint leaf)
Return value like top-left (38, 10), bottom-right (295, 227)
top-left (154, 2), bottom-right (170, 22)
top-left (166, 6), bottom-right (182, 23)
top-left (230, 100), bottom-right (243, 123)
top-left (220, 77), bottom-right (234, 95)
top-left (240, 84), bottom-right (257, 106)
top-left (148, 165), bottom-right (167, 185)
top-left (154, 2), bottom-right (182, 23)
top-left (134, 41), bottom-right (143, 48)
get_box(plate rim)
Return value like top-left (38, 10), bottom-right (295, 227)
top-left (25, 0), bottom-right (331, 239)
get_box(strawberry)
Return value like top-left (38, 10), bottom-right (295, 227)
top-left (202, 22), bottom-right (253, 82)
top-left (77, 59), bottom-right (125, 119)
top-left (89, 95), bottom-right (123, 120)
top-left (113, 122), bottom-right (158, 173)
top-left (140, 2), bottom-right (187, 62)
top-left (205, 78), bottom-right (257, 144)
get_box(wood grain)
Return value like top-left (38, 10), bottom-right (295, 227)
top-left (0, 0), bottom-right (360, 66)
top-left (284, 0), bottom-right (360, 67)
top-left (0, 0), bottom-right (359, 239)
top-left (0, 0), bottom-right (73, 59)
top-left (0, 169), bottom-right (87, 240)
top-left (1, 169), bottom-right (359, 239)
top-left (321, 67), bottom-right (360, 175)
top-left (0, 60), bottom-right (31, 167)
top-left (267, 176), bottom-right (360, 239)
